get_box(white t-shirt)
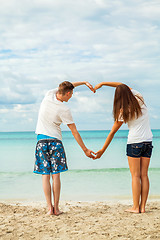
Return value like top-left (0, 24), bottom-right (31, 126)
top-left (119, 89), bottom-right (153, 144)
top-left (36, 88), bottom-right (74, 140)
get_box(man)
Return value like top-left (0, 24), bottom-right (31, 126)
top-left (33, 81), bottom-right (95, 215)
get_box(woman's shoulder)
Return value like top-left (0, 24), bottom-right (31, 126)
top-left (131, 89), bottom-right (142, 96)
top-left (131, 89), bottom-right (145, 107)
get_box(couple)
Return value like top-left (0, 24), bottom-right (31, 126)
top-left (33, 81), bottom-right (153, 215)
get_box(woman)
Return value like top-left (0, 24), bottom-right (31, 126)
top-left (94, 82), bottom-right (153, 213)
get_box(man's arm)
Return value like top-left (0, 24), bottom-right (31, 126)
top-left (94, 82), bottom-right (123, 90)
top-left (72, 81), bottom-right (95, 92)
top-left (94, 121), bottom-right (123, 159)
top-left (67, 123), bottom-right (96, 158)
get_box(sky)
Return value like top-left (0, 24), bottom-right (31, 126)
top-left (0, 0), bottom-right (160, 132)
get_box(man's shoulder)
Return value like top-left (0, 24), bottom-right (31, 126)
top-left (43, 88), bottom-right (58, 103)
top-left (61, 104), bottom-right (71, 112)
top-left (45, 88), bottom-right (58, 96)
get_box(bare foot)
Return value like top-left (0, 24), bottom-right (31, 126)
top-left (139, 203), bottom-right (145, 213)
top-left (54, 209), bottom-right (63, 216)
top-left (140, 208), bottom-right (145, 213)
top-left (47, 206), bottom-right (54, 215)
top-left (125, 207), bottom-right (140, 213)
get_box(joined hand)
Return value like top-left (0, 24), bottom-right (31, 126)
top-left (85, 82), bottom-right (96, 93)
top-left (93, 149), bottom-right (104, 160)
top-left (84, 149), bottom-right (96, 159)
top-left (94, 83), bottom-right (102, 91)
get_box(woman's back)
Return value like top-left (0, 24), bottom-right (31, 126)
top-left (127, 89), bottom-right (152, 144)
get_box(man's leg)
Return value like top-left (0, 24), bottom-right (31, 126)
top-left (140, 157), bottom-right (150, 213)
top-left (52, 173), bottom-right (63, 215)
top-left (42, 174), bottom-right (54, 215)
top-left (126, 156), bottom-right (141, 213)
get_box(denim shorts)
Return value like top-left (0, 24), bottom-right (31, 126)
top-left (126, 142), bottom-right (153, 158)
top-left (33, 139), bottom-right (68, 175)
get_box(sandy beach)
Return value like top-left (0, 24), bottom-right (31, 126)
top-left (0, 200), bottom-right (159, 240)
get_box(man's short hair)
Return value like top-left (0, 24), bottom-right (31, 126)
top-left (58, 81), bottom-right (74, 95)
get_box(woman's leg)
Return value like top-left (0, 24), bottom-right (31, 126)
top-left (140, 157), bottom-right (150, 213)
top-left (52, 173), bottom-right (62, 215)
top-left (42, 174), bottom-right (54, 215)
top-left (127, 156), bottom-right (141, 213)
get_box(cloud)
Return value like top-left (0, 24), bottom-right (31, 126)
top-left (70, 89), bottom-right (113, 114)
top-left (0, 0), bottom-right (160, 131)
top-left (0, 71), bottom-right (37, 105)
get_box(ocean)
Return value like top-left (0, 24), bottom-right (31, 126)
top-left (0, 130), bottom-right (159, 201)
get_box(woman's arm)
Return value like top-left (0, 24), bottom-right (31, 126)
top-left (94, 82), bottom-right (122, 90)
top-left (72, 81), bottom-right (95, 92)
top-left (94, 121), bottom-right (123, 159)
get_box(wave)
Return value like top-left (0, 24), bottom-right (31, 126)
top-left (0, 168), bottom-right (160, 176)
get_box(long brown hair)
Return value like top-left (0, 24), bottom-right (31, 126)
top-left (113, 84), bottom-right (143, 123)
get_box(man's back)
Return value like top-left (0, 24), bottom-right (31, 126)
top-left (36, 88), bottom-right (74, 140)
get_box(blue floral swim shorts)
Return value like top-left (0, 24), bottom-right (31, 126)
top-left (33, 139), bottom-right (68, 175)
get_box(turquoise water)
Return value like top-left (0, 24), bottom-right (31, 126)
top-left (0, 130), bottom-right (159, 201)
